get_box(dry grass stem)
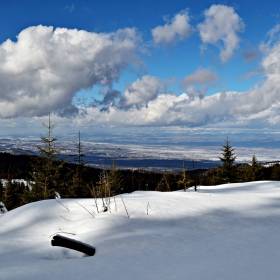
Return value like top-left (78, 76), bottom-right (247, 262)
top-left (120, 194), bottom-right (130, 218)
top-left (55, 198), bottom-right (70, 211)
top-left (76, 202), bottom-right (95, 218)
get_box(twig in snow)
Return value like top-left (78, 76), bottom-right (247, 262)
top-left (88, 184), bottom-right (100, 213)
top-left (76, 202), bottom-right (95, 218)
top-left (49, 231), bottom-right (76, 238)
top-left (60, 215), bottom-right (71, 221)
top-left (55, 198), bottom-right (70, 211)
top-left (120, 194), bottom-right (129, 218)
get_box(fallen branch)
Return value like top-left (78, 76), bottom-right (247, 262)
top-left (51, 234), bottom-right (95, 256)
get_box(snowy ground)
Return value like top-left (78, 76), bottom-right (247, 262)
top-left (1, 181), bottom-right (280, 280)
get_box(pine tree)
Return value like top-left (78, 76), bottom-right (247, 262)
top-left (250, 154), bottom-right (263, 181)
top-left (216, 137), bottom-right (237, 184)
top-left (71, 131), bottom-right (88, 197)
top-left (25, 113), bottom-right (65, 202)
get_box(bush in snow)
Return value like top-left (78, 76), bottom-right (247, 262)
top-left (0, 202), bottom-right (8, 214)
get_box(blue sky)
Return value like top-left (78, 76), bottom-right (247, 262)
top-left (0, 0), bottom-right (280, 141)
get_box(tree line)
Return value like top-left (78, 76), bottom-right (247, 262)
top-left (1, 115), bottom-right (280, 211)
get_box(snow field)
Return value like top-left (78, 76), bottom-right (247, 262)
top-left (1, 181), bottom-right (280, 279)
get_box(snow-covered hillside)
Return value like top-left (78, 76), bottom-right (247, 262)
top-left (1, 182), bottom-right (280, 280)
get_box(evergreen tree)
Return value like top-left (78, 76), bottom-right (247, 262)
top-left (242, 161), bottom-right (252, 182)
top-left (6, 181), bottom-right (27, 210)
top-left (71, 131), bottom-right (89, 197)
top-left (25, 113), bottom-right (65, 202)
top-left (216, 137), bottom-right (237, 184)
top-left (250, 154), bottom-right (263, 181)
top-left (271, 163), bottom-right (280, 180)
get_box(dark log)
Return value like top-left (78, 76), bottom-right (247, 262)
top-left (51, 234), bottom-right (95, 256)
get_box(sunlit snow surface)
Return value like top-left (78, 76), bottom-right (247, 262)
top-left (1, 182), bottom-right (280, 280)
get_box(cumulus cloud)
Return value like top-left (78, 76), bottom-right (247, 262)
top-left (71, 25), bottom-right (280, 129)
top-left (0, 25), bottom-right (141, 118)
top-left (2, 22), bottom-right (280, 132)
top-left (198, 4), bottom-right (245, 62)
top-left (180, 68), bottom-right (220, 99)
top-left (121, 75), bottom-right (166, 108)
top-left (151, 10), bottom-right (194, 45)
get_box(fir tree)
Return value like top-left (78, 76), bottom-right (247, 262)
top-left (250, 154), bottom-right (263, 181)
top-left (216, 137), bottom-right (237, 184)
top-left (71, 131), bottom-right (88, 197)
top-left (25, 113), bottom-right (65, 202)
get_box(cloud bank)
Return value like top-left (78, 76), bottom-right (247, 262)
top-left (0, 25), bottom-right (141, 118)
top-left (73, 25), bottom-right (280, 129)
top-left (0, 6), bottom-right (280, 133)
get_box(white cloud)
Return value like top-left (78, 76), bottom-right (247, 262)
top-left (180, 68), bottom-right (220, 99)
top-left (151, 10), bottom-right (194, 45)
top-left (197, 4), bottom-right (245, 62)
top-left (181, 68), bottom-right (219, 86)
top-left (0, 25), bottom-right (141, 118)
top-left (72, 25), bottom-right (280, 129)
top-left (122, 75), bottom-right (166, 108)
top-left (1, 22), bottom-right (280, 133)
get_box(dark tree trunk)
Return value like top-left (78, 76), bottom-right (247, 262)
top-left (51, 234), bottom-right (95, 256)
